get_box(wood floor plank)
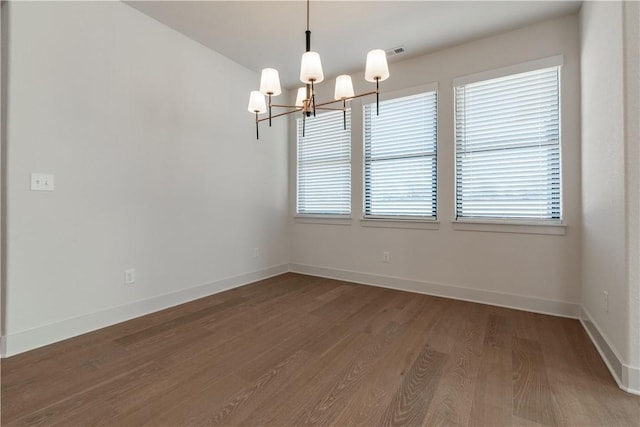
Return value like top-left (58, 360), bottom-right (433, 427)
top-left (513, 310), bottom-right (542, 341)
top-left (469, 313), bottom-right (513, 427)
top-left (234, 311), bottom-right (327, 383)
top-left (291, 321), bottom-right (406, 427)
top-left (113, 296), bottom-right (249, 346)
top-left (381, 343), bottom-right (447, 426)
top-left (205, 350), bottom-right (316, 427)
top-left (237, 332), bottom-right (376, 426)
top-left (146, 350), bottom-right (313, 426)
top-left (4, 360), bottom-right (158, 427)
top-left (314, 282), bottom-right (359, 302)
top-left (422, 301), bottom-right (486, 426)
top-left (331, 295), bottom-right (451, 426)
top-left (302, 288), bottom-right (397, 356)
top-left (2, 273), bottom-right (638, 427)
top-left (138, 374), bottom-right (250, 427)
top-left (512, 336), bottom-right (558, 426)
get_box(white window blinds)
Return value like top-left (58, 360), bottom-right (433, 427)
top-left (297, 110), bottom-right (351, 215)
top-left (364, 92), bottom-right (438, 218)
top-left (455, 67), bottom-right (561, 221)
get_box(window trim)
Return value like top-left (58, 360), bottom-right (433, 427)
top-left (452, 55), bottom-right (564, 227)
top-left (295, 109), bottom-right (352, 217)
top-left (361, 82), bottom-right (439, 226)
top-left (451, 54), bottom-right (563, 87)
top-left (451, 219), bottom-right (566, 236)
top-left (294, 215), bottom-right (352, 226)
top-left (360, 218), bottom-right (440, 230)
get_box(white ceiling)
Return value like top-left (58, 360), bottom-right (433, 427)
top-left (126, 1), bottom-right (582, 88)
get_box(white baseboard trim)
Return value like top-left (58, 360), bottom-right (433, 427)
top-left (579, 306), bottom-right (640, 395)
top-left (289, 263), bottom-right (580, 319)
top-left (2, 264), bottom-right (289, 358)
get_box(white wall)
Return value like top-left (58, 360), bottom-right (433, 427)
top-left (1, 2), bottom-right (6, 355)
top-left (624, 0), bottom-right (640, 389)
top-left (580, 0), bottom-right (640, 393)
top-left (290, 15), bottom-right (581, 316)
top-left (2, 1), bottom-right (289, 355)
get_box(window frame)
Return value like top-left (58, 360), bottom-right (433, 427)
top-left (295, 108), bottom-right (352, 219)
top-left (452, 55), bottom-right (565, 230)
top-left (360, 83), bottom-right (440, 227)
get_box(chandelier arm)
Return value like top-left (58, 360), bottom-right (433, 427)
top-left (314, 90), bottom-right (378, 108)
top-left (268, 94), bottom-right (272, 127)
top-left (270, 103), bottom-right (302, 108)
top-left (315, 107), bottom-right (344, 111)
top-left (256, 107), bottom-right (304, 123)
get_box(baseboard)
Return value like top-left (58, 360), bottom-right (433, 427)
top-left (579, 306), bottom-right (640, 395)
top-left (289, 263), bottom-right (580, 318)
top-left (2, 264), bottom-right (289, 358)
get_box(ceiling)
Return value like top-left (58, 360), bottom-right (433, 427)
top-left (126, 1), bottom-right (582, 89)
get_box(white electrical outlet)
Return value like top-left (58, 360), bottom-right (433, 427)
top-left (30, 173), bottom-right (55, 191)
top-left (253, 248), bottom-right (260, 258)
top-left (383, 251), bottom-right (390, 263)
top-left (603, 290), bottom-right (608, 313)
top-left (125, 268), bottom-right (136, 285)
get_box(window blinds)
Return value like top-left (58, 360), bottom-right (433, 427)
top-left (297, 110), bottom-right (351, 215)
top-left (455, 67), bottom-right (561, 221)
top-left (364, 92), bottom-right (438, 218)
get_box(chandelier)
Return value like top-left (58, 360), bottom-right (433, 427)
top-left (247, 0), bottom-right (390, 139)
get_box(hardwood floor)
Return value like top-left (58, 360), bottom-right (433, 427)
top-left (1, 273), bottom-right (638, 426)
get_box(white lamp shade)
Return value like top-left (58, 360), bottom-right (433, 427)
top-left (300, 51), bottom-right (324, 84)
top-left (365, 49), bottom-right (390, 82)
top-left (295, 87), bottom-right (307, 107)
top-left (259, 68), bottom-right (282, 96)
top-left (247, 91), bottom-right (267, 113)
top-left (334, 75), bottom-right (355, 100)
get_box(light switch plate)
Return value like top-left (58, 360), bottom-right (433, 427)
top-left (125, 268), bottom-right (136, 285)
top-left (31, 173), bottom-right (55, 191)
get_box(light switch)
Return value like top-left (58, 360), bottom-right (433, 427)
top-left (31, 173), bottom-right (55, 191)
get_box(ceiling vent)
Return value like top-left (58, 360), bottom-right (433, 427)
top-left (385, 46), bottom-right (406, 57)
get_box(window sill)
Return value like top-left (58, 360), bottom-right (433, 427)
top-left (294, 215), bottom-right (352, 226)
top-left (360, 218), bottom-right (440, 230)
top-left (451, 219), bottom-right (566, 235)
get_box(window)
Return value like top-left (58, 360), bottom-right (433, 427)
top-left (454, 64), bottom-right (561, 221)
top-left (363, 91), bottom-right (438, 219)
top-left (297, 110), bottom-right (351, 215)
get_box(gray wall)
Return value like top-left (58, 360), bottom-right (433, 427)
top-left (2, 1), bottom-right (290, 355)
top-left (289, 14), bottom-right (582, 316)
top-left (580, 0), bottom-right (640, 392)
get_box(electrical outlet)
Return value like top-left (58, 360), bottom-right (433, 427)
top-left (383, 251), bottom-right (390, 263)
top-left (125, 268), bottom-right (135, 285)
top-left (30, 173), bottom-right (55, 191)
top-left (253, 248), bottom-right (260, 258)
top-left (603, 290), bottom-right (608, 313)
